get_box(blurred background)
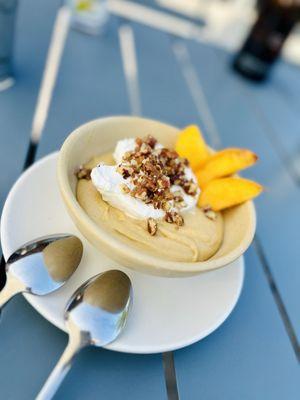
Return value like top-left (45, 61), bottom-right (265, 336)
top-left (0, 0), bottom-right (300, 86)
top-left (2, 0), bottom-right (300, 88)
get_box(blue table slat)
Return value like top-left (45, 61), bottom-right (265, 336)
top-left (56, 347), bottom-right (165, 400)
top-left (272, 61), bottom-right (300, 111)
top-left (131, 24), bottom-right (205, 131)
top-left (0, 296), bottom-right (165, 400)
top-left (175, 247), bottom-right (300, 400)
top-left (0, 0), bottom-right (60, 212)
top-left (234, 63), bottom-right (300, 181)
top-left (37, 21), bottom-right (130, 158)
top-left (186, 43), bottom-right (300, 340)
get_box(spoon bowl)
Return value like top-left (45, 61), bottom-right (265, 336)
top-left (0, 234), bottom-right (83, 309)
top-left (66, 270), bottom-right (132, 346)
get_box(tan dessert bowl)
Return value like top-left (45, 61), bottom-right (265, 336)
top-left (57, 116), bottom-right (256, 277)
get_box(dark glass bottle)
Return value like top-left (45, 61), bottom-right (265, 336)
top-left (233, 0), bottom-right (300, 81)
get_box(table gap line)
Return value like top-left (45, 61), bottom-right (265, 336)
top-left (118, 22), bottom-right (142, 116)
top-left (0, 256), bottom-right (6, 290)
top-left (162, 352), bottom-right (180, 400)
top-left (30, 6), bottom-right (70, 144)
top-left (272, 68), bottom-right (300, 116)
top-left (238, 82), bottom-right (300, 186)
top-left (173, 41), bottom-right (300, 361)
top-left (171, 39), bottom-right (221, 149)
top-left (22, 5), bottom-right (70, 171)
top-left (253, 237), bottom-right (300, 362)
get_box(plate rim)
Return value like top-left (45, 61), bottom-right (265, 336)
top-left (24, 257), bottom-right (244, 354)
top-left (0, 152), bottom-right (245, 354)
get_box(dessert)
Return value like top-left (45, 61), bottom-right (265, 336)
top-left (75, 124), bottom-right (262, 264)
top-left (76, 135), bottom-right (223, 263)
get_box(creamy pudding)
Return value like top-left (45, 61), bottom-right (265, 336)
top-left (76, 135), bottom-right (223, 262)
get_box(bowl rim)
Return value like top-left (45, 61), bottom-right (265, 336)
top-left (57, 115), bottom-right (256, 274)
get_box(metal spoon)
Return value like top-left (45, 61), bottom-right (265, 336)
top-left (36, 269), bottom-right (132, 400)
top-left (0, 234), bottom-right (83, 310)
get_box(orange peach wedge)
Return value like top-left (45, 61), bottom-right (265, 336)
top-left (175, 125), bottom-right (209, 170)
top-left (198, 177), bottom-right (263, 211)
top-left (196, 148), bottom-right (258, 188)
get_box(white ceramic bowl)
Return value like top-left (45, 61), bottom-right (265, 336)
top-left (57, 116), bottom-right (256, 277)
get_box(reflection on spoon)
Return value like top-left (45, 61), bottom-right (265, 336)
top-left (43, 236), bottom-right (83, 282)
top-left (0, 234), bottom-right (83, 310)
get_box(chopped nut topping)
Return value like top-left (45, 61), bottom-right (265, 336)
top-left (135, 137), bottom-right (143, 147)
top-left (145, 135), bottom-right (157, 148)
top-left (116, 135), bottom-right (199, 234)
top-left (140, 142), bottom-right (152, 154)
top-left (164, 212), bottom-right (173, 223)
top-left (174, 213), bottom-right (184, 226)
top-left (116, 165), bottom-right (132, 179)
top-left (147, 218), bottom-right (158, 236)
top-left (76, 167), bottom-right (91, 180)
top-left (162, 201), bottom-right (171, 211)
top-left (165, 211), bottom-right (184, 226)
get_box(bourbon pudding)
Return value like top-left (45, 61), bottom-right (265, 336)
top-left (76, 135), bottom-right (224, 262)
top-left (58, 117), bottom-right (261, 276)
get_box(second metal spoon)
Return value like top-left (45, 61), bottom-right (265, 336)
top-left (36, 269), bottom-right (132, 400)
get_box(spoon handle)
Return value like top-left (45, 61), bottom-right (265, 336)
top-left (36, 333), bottom-right (84, 400)
top-left (0, 276), bottom-right (22, 310)
top-left (0, 284), bottom-right (14, 309)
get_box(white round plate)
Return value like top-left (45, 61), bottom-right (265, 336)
top-left (0, 153), bottom-right (244, 354)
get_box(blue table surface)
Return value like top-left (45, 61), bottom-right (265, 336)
top-left (0, 1), bottom-right (299, 399)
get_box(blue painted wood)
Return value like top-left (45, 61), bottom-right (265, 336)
top-left (56, 347), bottom-right (164, 400)
top-left (0, 0), bottom-right (60, 211)
top-left (185, 42), bottom-right (300, 340)
top-left (234, 62), bottom-right (300, 181)
top-left (0, 296), bottom-right (165, 400)
top-left (131, 23), bottom-right (209, 137)
top-left (175, 247), bottom-right (300, 400)
top-left (130, 26), bottom-right (299, 396)
top-left (272, 61), bottom-right (300, 113)
top-left (36, 19), bottom-right (130, 158)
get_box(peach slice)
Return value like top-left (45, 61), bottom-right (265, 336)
top-left (175, 125), bottom-right (209, 169)
top-left (198, 177), bottom-right (262, 211)
top-left (196, 148), bottom-right (258, 187)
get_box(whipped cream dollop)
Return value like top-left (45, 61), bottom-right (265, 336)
top-left (91, 138), bottom-right (200, 220)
